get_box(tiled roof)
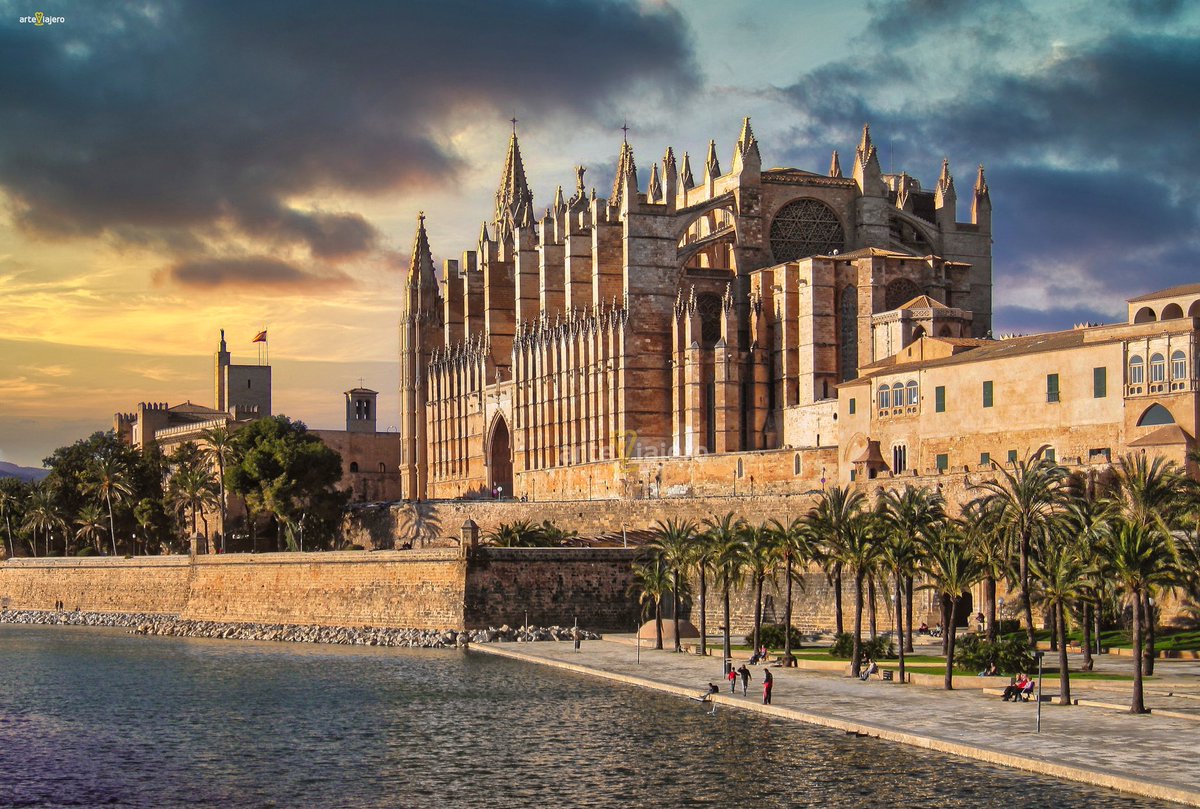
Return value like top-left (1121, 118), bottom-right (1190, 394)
top-left (1128, 424), bottom-right (1193, 447)
top-left (897, 294), bottom-right (951, 310)
top-left (1128, 283), bottom-right (1200, 303)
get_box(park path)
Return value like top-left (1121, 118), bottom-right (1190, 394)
top-left (473, 636), bottom-right (1200, 807)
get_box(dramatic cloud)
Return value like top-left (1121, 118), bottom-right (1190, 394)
top-left (774, 0), bottom-right (1200, 331)
top-left (0, 0), bottom-right (697, 286)
top-left (158, 256), bottom-right (352, 291)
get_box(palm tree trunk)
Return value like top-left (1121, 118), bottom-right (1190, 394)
top-left (783, 555), bottom-right (794, 663)
top-left (1020, 533), bottom-right (1036, 648)
top-left (1143, 591), bottom-right (1156, 676)
top-left (904, 575), bottom-right (914, 653)
top-left (106, 493), bottom-right (118, 556)
top-left (833, 563), bottom-right (844, 635)
top-left (894, 572), bottom-right (905, 684)
top-left (1130, 587), bottom-right (1146, 713)
top-left (1081, 602), bottom-right (1094, 671)
top-left (1049, 606), bottom-right (1058, 652)
top-left (752, 574), bottom-right (764, 653)
top-left (941, 593), bottom-right (951, 656)
top-left (699, 567), bottom-right (708, 657)
top-left (1056, 601), bottom-right (1071, 705)
top-left (868, 577), bottom-right (878, 640)
top-left (654, 600), bottom-right (663, 650)
top-left (851, 572), bottom-right (864, 678)
top-left (672, 579), bottom-right (681, 653)
top-left (3, 515), bottom-right (12, 558)
top-left (217, 461), bottom-right (228, 553)
top-left (985, 575), bottom-right (997, 643)
top-left (722, 580), bottom-right (732, 675)
top-left (945, 595), bottom-right (959, 690)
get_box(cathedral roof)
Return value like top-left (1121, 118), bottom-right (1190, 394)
top-left (1128, 283), bottom-right (1200, 302)
top-left (896, 295), bottom-right (951, 310)
top-left (829, 247), bottom-right (918, 260)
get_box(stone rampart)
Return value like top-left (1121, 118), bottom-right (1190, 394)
top-left (0, 556), bottom-right (191, 613)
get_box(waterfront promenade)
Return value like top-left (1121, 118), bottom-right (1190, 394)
top-left (474, 637), bottom-right (1200, 807)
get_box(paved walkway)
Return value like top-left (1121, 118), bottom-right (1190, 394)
top-left (473, 637), bottom-right (1200, 807)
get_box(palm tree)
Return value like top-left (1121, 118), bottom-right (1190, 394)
top-left (689, 526), bottom-right (720, 657)
top-left (202, 425), bottom-right (237, 553)
top-left (878, 514), bottom-right (925, 685)
top-left (1032, 534), bottom-right (1088, 705)
top-left (74, 503), bottom-right (108, 554)
top-left (167, 464), bottom-right (219, 541)
top-left (1063, 490), bottom-right (1116, 670)
top-left (0, 481), bottom-right (21, 558)
top-left (769, 516), bottom-right (818, 664)
top-left (973, 450), bottom-right (1071, 647)
top-left (22, 484), bottom-right (62, 557)
top-left (741, 521), bottom-right (778, 654)
top-left (959, 499), bottom-right (1009, 643)
top-left (836, 510), bottom-right (882, 678)
top-left (632, 559), bottom-right (671, 650)
top-left (1108, 453), bottom-right (1187, 676)
top-left (1100, 519), bottom-right (1177, 713)
top-left (85, 453), bottom-right (134, 556)
top-left (878, 485), bottom-right (944, 650)
top-left (920, 524), bottom-right (984, 690)
top-left (483, 520), bottom-right (551, 547)
top-left (650, 518), bottom-right (697, 652)
top-left (710, 518), bottom-right (748, 674)
top-left (806, 485), bottom-right (866, 636)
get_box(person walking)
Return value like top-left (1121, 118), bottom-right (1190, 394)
top-left (737, 664), bottom-right (752, 696)
top-left (727, 666), bottom-right (737, 693)
top-left (763, 669), bottom-right (773, 704)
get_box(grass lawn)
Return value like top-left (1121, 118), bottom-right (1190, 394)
top-left (1009, 628), bottom-right (1200, 652)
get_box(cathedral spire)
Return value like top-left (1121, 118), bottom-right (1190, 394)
top-left (972, 163), bottom-right (991, 231)
top-left (662, 146), bottom-right (678, 204)
top-left (852, 123), bottom-right (884, 197)
top-left (974, 163), bottom-right (989, 200)
top-left (704, 139), bottom-right (721, 182)
top-left (680, 151), bottom-right (695, 190)
top-left (610, 138), bottom-right (638, 210)
top-left (408, 212), bottom-right (437, 291)
top-left (494, 127), bottom-right (534, 238)
top-left (553, 184), bottom-right (566, 214)
top-left (934, 157), bottom-right (957, 229)
top-left (647, 162), bottom-right (662, 203)
top-left (829, 150), bottom-right (842, 178)
top-left (937, 157), bottom-right (955, 194)
top-left (731, 117), bottom-right (760, 174)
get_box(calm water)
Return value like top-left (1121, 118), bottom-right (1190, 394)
top-left (0, 626), bottom-right (1175, 809)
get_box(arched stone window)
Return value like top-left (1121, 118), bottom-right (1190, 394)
top-left (769, 198), bottom-right (845, 262)
top-left (839, 285), bottom-right (858, 382)
top-left (1189, 300), bottom-right (1200, 317)
top-left (696, 293), bottom-right (723, 348)
top-left (1172, 350), bottom-right (1187, 380)
top-left (349, 461), bottom-right (359, 473)
top-left (1150, 353), bottom-right (1166, 383)
top-left (1128, 355), bottom-right (1144, 385)
top-left (905, 380), bottom-right (919, 406)
top-left (892, 445), bottom-right (907, 473)
top-left (885, 278), bottom-right (923, 310)
top-left (1137, 403), bottom-right (1175, 426)
top-left (1133, 307), bottom-right (1156, 324)
top-left (891, 382), bottom-right (904, 409)
top-left (1161, 303), bottom-right (1184, 319)
top-left (378, 462), bottom-right (386, 473)
top-left (878, 386), bottom-right (890, 410)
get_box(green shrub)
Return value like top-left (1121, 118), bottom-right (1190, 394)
top-left (751, 624), bottom-right (804, 650)
top-left (954, 634), bottom-right (1034, 675)
top-left (829, 632), bottom-right (895, 659)
top-left (76, 547), bottom-right (97, 556)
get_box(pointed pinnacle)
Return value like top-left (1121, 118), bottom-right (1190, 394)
top-left (829, 150), bottom-right (843, 178)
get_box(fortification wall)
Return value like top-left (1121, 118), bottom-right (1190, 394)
top-left (0, 556), bottom-right (191, 613)
top-left (180, 550), bottom-right (468, 629)
top-left (465, 548), bottom-right (640, 632)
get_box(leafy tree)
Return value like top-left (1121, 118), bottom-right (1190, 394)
top-left (1100, 519), bottom-right (1178, 713)
top-left (0, 478), bottom-right (26, 557)
top-left (201, 426), bottom-right (238, 552)
top-left (133, 497), bottom-right (173, 554)
top-left (74, 503), bottom-right (107, 554)
top-left (22, 483), bottom-right (63, 557)
top-left (973, 450), bottom-right (1071, 648)
top-left (485, 520), bottom-right (555, 547)
top-left (650, 518), bottom-right (696, 652)
top-left (632, 559), bottom-right (671, 650)
top-left (84, 453), bottom-right (134, 556)
top-left (167, 462), bottom-right (218, 540)
top-left (225, 416), bottom-right (347, 551)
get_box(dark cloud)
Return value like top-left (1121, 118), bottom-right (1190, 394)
top-left (993, 304), bottom-right (1119, 335)
top-left (775, 10), bottom-right (1200, 331)
top-left (158, 256), bottom-right (352, 291)
top-left (0, 0), bottom-right (697, 285)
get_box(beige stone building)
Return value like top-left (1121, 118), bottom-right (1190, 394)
top-left (401, 120), bottom-right (993, 501)
top-left (837, 284), bottom-right (1200, 484)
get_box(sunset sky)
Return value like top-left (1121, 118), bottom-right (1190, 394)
top-left (1, 0), bottom-right (1198, 469)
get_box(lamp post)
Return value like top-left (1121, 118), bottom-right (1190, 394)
top-left (1035, 650), bottom-right (1044, 733)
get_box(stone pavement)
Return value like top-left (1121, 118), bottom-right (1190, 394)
top-left (473, 636), bottom-right (1200, 807)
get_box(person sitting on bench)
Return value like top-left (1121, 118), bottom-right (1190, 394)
top-left (860, 657), bottom-right (879, 681)
top-left (1001, 673), bottom-right (1031, 701)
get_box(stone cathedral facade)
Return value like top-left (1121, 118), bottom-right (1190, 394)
top-left (399, 120), bottom-right (993, 501)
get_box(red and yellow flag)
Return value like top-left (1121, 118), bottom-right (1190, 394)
top-left (252, 329), bottom-right (268, 343)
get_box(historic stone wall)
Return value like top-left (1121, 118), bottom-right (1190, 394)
top-left (465, 547), bottom-right (640, 632)
top-left (180, 550), bottom-right (468, 629)
top-left (0, 556), bottom-right (191, 613)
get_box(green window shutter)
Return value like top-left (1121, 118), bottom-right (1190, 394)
top-left (1093, 367), bottom-right (1106, 398)
top-left (1007, 449), bottom-right (1017, 465)
top-left (1045, 448), bottom-right (1056, 463)
top-left (935, 386), bottom-right (946, 413)
top-left (980, 452), bottom-right (990, 466)
top-left (936, 453), bottom-right (948, 472)
top-left (1047, 373), bottom-right (1060, 403)
top-left (982, 380), bottom-right (993, 408)
top-left (849, 398), bottom-right (856, 415)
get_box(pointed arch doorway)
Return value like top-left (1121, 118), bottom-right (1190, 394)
top-left (488, 415), bottom-right (514, 496)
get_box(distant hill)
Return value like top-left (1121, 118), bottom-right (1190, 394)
top-left (0, 462), bottom-right (50, 483)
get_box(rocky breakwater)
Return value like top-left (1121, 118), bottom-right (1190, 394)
top-left (0, 609), bottom-right (602, 649)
